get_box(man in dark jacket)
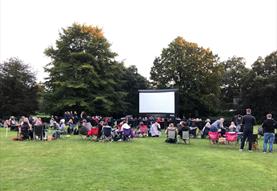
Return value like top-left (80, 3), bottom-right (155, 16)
top-left (262, 113), bottom-right (277, 153)
top-left (240, 108), bottom-right (256, 152)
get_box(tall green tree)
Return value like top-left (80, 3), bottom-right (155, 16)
top-left (121, 65), bottom-right (148, 115)
top-left (0, 58), bottom-right (38, 117)
top-left (220, 56), bottom-right (249, 110)
top-left (150, 37), bottom-right (223, 117)
top-left (240, 51), bottom-right (277, 121)
top-left (44, 23), bottom-right (147, 116)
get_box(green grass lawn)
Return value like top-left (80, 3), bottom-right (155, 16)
top-left (0, 128), bottom-right (276, 191)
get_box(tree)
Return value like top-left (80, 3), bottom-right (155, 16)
top-left (121, 65), bottom-right (149, 115)
top-left (44, 23), bottom-right (147, 116)
top-left (150, 37), bottom-right (223, 117)
top-left (241, 51), bottom-right (277, 121)
top-left (220, 56), bottom-right (249, 110)
top-left (0, 58), bottom-right (38, 118)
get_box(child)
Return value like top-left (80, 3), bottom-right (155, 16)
top-left (228, 121), bottom-right (237, 132)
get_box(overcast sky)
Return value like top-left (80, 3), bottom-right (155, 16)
top-left (1, 0), bottom-right (276, 81)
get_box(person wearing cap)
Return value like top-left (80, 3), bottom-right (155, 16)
top-left (240, 108), bottom-right (256, 152)
top-left (262, 113), bottom-right (277, 153)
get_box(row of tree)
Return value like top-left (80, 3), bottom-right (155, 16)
top-left (0, 23), bottom-right (276, 120)
top-left (150, 36), bottom-right (277, 120)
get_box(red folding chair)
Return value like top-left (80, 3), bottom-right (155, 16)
top-left (208, 131), bottom-right (219, 144)
top-left (225, 132), bottom-right (238, 144)
top-left (87, 128), bottom-right (99, 136)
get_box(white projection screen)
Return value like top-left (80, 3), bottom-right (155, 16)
top-left (139, 89), bottom-right (177, 114)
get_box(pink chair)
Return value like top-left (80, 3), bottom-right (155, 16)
top-left (225, 132), bottom-right (238, 143)
top-left (208, 131), bottom-right (219, 144)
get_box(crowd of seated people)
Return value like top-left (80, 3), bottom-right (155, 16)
top-left (1, 112), bottom-right (232, 143)
top-left (3, 111), bottom-right (274, 148)
top-left (3, 116), bottom-right (47, 141)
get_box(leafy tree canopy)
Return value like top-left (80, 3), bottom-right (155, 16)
top-left (44, 23), bottom-right (148, 116)
top-left (0, 58), bottom-right (38, 118)
top-left (150, 37), bottom-right (223, 117)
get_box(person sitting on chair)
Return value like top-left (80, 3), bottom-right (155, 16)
top-left (34, 117), bottom-right (43, 126)
top-left (228, 121), bottom-right (237, 132)
top-left (49, 116), bottom-right (56, 128)
top-left (122, 120), bottom-right (131, 130)
top-left (150, 121), bottom-right (161, 137)
top-left (138, 122), bottom-right (148, 137)
top-left (121, 120), bottom-right (132, 141)
top-left (19, 117), bottom-right (32, 140)
top-left (165, 123), bottom-right (178, 143)
top-left (67, 119), bottom-right (75, 134)
top-left (82, 119), bottom-right (92, 131)
top-left (59, 119), bottom-right (66, 130)
top-left (189, 121), bottom-right (198, 138)
top-left (97, 121), bottom-right (104, 139)
top-left (9, 116), bottom-right (18, 131)
top-left (178, 121), bottom-right (190, 143)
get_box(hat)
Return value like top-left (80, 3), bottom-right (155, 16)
top-left (205, 119), bottom-right (211, 123)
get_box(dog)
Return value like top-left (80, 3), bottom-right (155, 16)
top-left (218, 137), bottom-right (226, 144)
top-left (252, 142), bottom-right (259, 150)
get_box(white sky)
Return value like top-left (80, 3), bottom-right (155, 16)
top-left (1, 0), bottom-right (276, 82)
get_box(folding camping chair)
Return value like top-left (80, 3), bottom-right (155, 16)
top-left (208, 131), bottom-right (219, 144)
top-left (79, 126), bottom-right (88, 140)
top-left (122, 128), bottom-right (132, 141)
top-left (87, 127), bottom-right (99, 141)
top-left (101, 126), bottom-right (113, 141)
top-left (181, 131), bottom-right (190, 144)
top-left (166, 129), bottom-right (177, 143)
top-left (33, 125), bottom-right (45, 140)
top-left (226, 132), bottom-right (238, 144)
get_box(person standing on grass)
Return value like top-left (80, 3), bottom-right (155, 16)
top-left (262, 113), bottom-right (277, 153)
top-left (240, 108), bottom-right (256, 152)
